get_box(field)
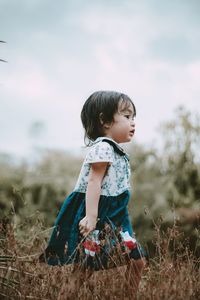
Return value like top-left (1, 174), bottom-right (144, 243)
top-left (0, 221), bottom-right (199, 300)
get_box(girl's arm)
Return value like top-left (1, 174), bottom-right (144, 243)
top-left (79, 161), bottom-right (108, 237)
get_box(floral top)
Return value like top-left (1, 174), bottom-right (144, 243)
top-left (74, 137), bottom-right (131, 196)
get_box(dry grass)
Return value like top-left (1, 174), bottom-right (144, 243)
top-left (0, 221), bottom-right (200, 300)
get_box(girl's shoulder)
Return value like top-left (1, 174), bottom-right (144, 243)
top-left (85, 138), bottom-right (115, 164)
top-left (84, 137), bottom-right (128, 164)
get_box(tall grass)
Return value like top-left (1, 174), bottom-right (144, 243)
top-left (0, 217), bottom-right (199, 300)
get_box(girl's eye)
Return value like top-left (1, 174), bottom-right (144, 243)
top-left (125, 115), bottom-right (135, 120)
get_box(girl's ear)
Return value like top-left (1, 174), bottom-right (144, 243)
top-left (99, 113), bottom-right (104, 125)
top-left (99, 113), bottom-right (110, 129)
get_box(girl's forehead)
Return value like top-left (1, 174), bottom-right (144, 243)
top-left (118, 100), bottom-right (135, 114)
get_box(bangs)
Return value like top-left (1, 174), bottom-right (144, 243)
top-left (118, 96), bottom-right (136, 116)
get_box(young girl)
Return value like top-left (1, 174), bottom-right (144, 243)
top-left (40, 91), bottom-right (146, 298)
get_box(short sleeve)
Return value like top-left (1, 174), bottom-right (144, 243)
top-left (85, 141), bottom-right (114, 164)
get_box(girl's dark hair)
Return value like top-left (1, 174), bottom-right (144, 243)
top-left (81, 91), bottom-right (136, 145)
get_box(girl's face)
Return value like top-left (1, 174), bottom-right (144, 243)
top-left (104, 102), bottom-right (135, 143)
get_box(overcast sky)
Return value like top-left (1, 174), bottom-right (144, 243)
top-left (0, 0), bottom-right (200, 159)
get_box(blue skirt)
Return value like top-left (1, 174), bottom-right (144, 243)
top-left (41, 190), bottom-right (146, 270)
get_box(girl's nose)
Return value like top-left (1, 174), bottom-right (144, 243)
top-left (131, 118), bottom-right (135, 126)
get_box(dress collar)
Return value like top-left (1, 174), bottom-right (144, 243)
top-left (92, 137), bottom-right (129, 158)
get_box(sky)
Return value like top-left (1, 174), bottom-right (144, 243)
top-left (0, 0), bottom-right (200, 160)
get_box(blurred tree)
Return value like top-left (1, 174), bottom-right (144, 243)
top-left (128, 142), bottom-right (166, 247)
top-left (159, 106), bottom-right (200, 256)
top-left (127, 106), bottom-right (200, 256)
top-left (160, 106), bottom-right (200, 208)
top-left (0, 150), bottom-right (82, 230)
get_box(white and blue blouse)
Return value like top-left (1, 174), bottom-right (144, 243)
top-left (74, 137), bottom-right (131, 196)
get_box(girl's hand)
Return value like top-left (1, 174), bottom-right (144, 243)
top-left (79, 216), bottom-right (97, 237)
